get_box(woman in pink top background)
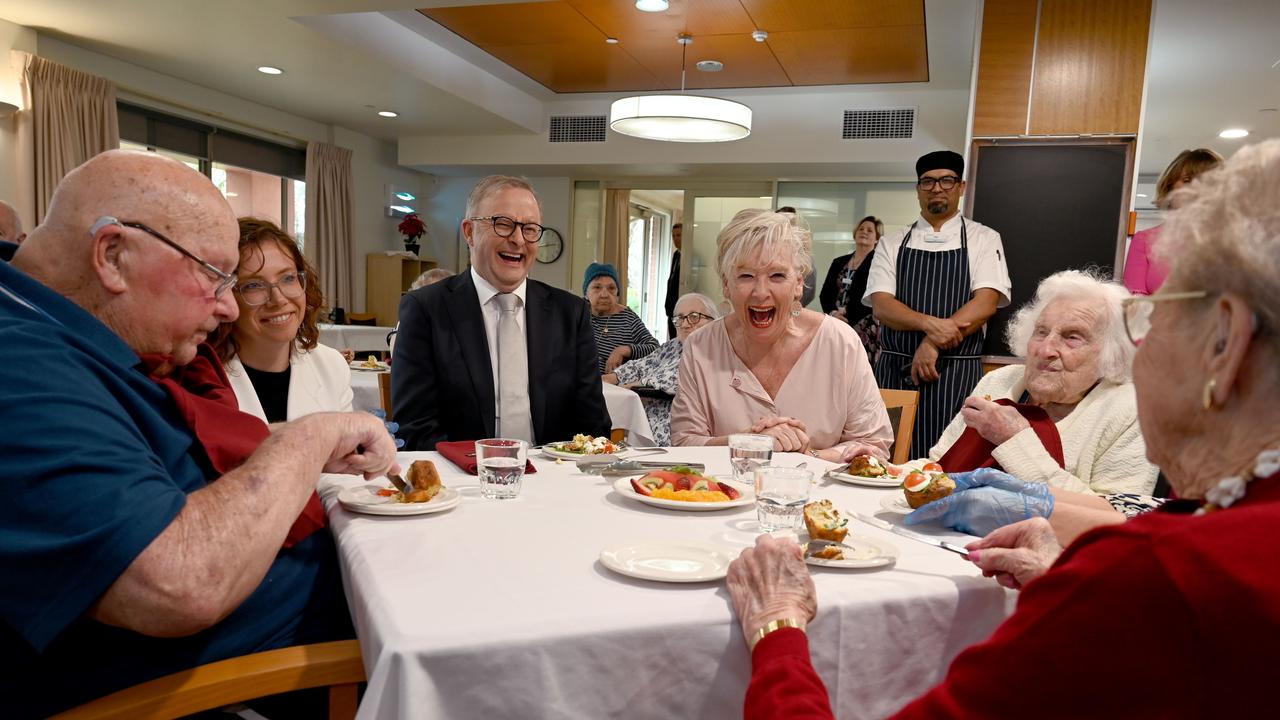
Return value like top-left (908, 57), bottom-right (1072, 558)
top-left (1124, 148), bottom-right (1222, 295)
top-left (670, 209), bottom-right (893, 462)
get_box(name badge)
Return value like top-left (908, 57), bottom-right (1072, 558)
top-left (923, 232), bottom-right (946, 244)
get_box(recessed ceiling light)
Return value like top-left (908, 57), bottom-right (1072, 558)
top-left (606, 37), bottom-right (619, 45)
top-left (1219, 128), bottom-right (1249, 139)
top-left (1136, 193), bottom-right (1148, 198)
top-left (696, 60), bottom-right (724, 72)
top-left (378, 110), bottom-right (399, 118)
top-left (635, 0), bottom-right (669, 12)
top-left (257, 66), bottom-right (283, 75)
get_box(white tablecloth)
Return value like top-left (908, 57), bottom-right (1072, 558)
top-left (348, 370), bottom-right (385, 414)
top-left (320, 324), bottom-right (395, 353)
top-left (601, 382), bottom-right (655, 447)
top-left (318, 448), bottom-right (1015, 720)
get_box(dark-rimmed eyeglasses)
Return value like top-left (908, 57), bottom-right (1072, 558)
top-left (468, 215), bottom-right (546, 243)
top-left (236, 272), bottom-right (306, 306)
top-left (1121, 290), bottom-right (1208, 345)
top-left (916, 176), bottom-right (961, 192)
top-left (90, 216), bottom-right (237, 298)
top-left (673, 312), bottom-right (713, 327)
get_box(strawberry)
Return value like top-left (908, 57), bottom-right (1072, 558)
top-left (631, 478), bottom-right (655, 496)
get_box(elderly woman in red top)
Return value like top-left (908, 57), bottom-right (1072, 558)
top-left (726, 139), bottom-right (1280, 719)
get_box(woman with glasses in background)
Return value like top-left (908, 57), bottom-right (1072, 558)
top-left (604, 292), bottom-right (718, 445)
top-left (212, 217), bottom-right (352, 423)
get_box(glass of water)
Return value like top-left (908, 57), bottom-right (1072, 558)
top-left (754, 466), bottom-right (813, 532)
top-left (729, 433), bottom-right (773, 485)
top-left (475, 438), bottom-right (527, 500)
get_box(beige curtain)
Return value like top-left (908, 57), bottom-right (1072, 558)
top-left (22, 55), bottom-right (119, 223)
top-left (602, 188), bottom-right (631, 298)
top-left (304, 141), bottom-right (354, 313)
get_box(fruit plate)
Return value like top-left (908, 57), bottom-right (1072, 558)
top-left (611, 476), bottom-right (753, 512)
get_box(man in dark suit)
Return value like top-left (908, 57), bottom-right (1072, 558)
top-left (664, 222), bottom-right (681, 340)
top-left (393, 175), bottom-right (610, 450)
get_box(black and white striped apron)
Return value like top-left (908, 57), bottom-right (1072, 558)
top-left (874, 219), bottom-right (984, 458)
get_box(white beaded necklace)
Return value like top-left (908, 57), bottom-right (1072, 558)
top-left (1198, 448), bottom-right (1280, 514)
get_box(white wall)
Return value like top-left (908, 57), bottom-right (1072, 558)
top-left (0, 18), bottom-right (36, 220)
top-left (0, 31), bottom-right (430, 313)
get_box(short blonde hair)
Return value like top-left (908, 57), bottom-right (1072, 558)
top-left (1004, 269), bottom-right (1134, 383)
top-left (1157, 139), bottom-right (1280, 350)
top-left (716, 209), bottom-right (813, 287)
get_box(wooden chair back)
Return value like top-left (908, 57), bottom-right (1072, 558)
top-left (53, 640), bottom-right (365, 720)
top-left (347, 312), bottom-right (377, 326)
top-left (378, 371), bottom-right (393, 421)
top-left (878, 388), bottom-right (919, 464)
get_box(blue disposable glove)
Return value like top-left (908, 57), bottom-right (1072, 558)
top-left (949, 467), bottom-right (1039, 493)
top-left (904, 472), bottom-right (1054, 537)
top-left (368, 408), bottom-right (406, 449)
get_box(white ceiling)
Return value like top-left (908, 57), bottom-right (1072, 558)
top-left (2, 0), bottom-right (1275, 178)
top-left (1139, 0), bottom-right (1280, 176)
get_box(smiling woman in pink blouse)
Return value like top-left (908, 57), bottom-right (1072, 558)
top-left (670, 209), bottom-right (893, 462)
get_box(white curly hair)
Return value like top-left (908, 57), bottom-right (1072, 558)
top-left (1004, 269), bottom-right (1134, 383)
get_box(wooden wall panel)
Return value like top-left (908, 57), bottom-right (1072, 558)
top-left (1029, 0), bottom-right (1151, 135)
top-left (971, 0), bottom-right (1038, 137)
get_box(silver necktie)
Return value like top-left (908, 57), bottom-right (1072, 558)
top-left (493, 293), bottom-right (533, 442)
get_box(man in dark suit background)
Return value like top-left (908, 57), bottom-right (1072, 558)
top-left (393, 175), bottom-right (610, 450)
top-left (663, 222), bottom-right (681, 340)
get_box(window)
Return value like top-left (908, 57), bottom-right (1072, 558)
top-left (118, 102), bottom-right (306, 247)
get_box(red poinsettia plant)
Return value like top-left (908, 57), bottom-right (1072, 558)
top-left (398, 213), bottom-right (426, 242)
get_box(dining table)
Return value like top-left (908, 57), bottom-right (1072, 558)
top-left (320, 323), bottom-right (395, 354)
top-left (346, 372), bottom-right (656, 447)
top-left (318, 447), bottom-right (1016, 719)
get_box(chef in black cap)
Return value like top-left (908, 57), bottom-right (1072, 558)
top-left (862, 149), bottom-right (1010, 458)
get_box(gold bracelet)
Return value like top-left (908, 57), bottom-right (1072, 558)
top-left (749, 617), bottom-right (805, 651)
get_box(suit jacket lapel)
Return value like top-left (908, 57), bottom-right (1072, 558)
top-left (524, 280), bottom-right (549, 439)
top-left (445, 273), bottom-right (497, 437)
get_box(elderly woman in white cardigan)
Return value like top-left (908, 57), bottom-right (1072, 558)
top-left (926, 270), bottom-right (1159, 497)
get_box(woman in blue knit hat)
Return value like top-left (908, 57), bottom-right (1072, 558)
top-left (583, 262), bottom-right (659, 374)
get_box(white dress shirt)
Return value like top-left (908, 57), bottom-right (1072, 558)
top-left (863, 214), bottom-right (1012, 307)
top-left (470, 267), bottom-right (533, 436)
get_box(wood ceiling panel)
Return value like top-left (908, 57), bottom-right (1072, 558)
top-left (738, 0), bottom-right (925, 32)
top-left (487, 42), bottom-right (664, 93)
top-left (620, 33), bottom-right (790, 90)
top-left (767, 25), bottom-right (929, 86)
top-left (422, 2), bottom-right (603, 47)
top-left (568, 0), bottom-right (756, 45)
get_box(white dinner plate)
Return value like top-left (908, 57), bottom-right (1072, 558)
top-left (349, 361), bottom-right (389, 372)
top-left (878, 493), bottom-right (913, 515)
top-left (599, 540), bottom-right (735, 583)
top-left (804, 534), bottom-right (899, 569)
top-left (337, 484), bottom-right (461, 516)
top-left (825, 470), bottom-right (902, 488)
top-left (611, 476), bottom-right (754, 512)
top-left (540, 440), bottom-right (627, 460)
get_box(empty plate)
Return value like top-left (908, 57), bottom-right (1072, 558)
top-left (599, 540), bottom-right (735, 582)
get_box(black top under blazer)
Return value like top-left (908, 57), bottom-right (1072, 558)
top-left (392, 271), bottom-right (611, 450)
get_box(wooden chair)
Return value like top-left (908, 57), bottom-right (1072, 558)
top-left (53, 639), bottom-right (365, 720)
top-left (378, 371), bottom-right (393, 421)
top-left (347, 312), bottom-right (377, 326)
top-left (878, 388), bottom-right (919, 464)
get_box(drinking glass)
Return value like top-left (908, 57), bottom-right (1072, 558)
top-left (754, 466), bottom-right (813, 532)
top-left (729, 433), bottom-right (773, 485)
top-left (476, 438), bottom-right (527, 499)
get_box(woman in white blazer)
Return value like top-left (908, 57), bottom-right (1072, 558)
top-left (212, 218), bottom-right (352, 423)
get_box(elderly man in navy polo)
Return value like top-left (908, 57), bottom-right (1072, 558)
top-left (0, 150), bottom-right (399, 717)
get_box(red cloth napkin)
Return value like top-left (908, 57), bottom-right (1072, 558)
top-left (435, 440), bottom-right (538, 475)
top-left (936, 398), bottom-right (1066, 473)
top-left (141, 343), bottom-right (326, 548)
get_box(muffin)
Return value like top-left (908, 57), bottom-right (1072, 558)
top-left (803, 499), bottom-right (849, 542)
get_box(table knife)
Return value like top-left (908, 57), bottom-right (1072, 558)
top-left (849, 511), bottom-right (970, 558)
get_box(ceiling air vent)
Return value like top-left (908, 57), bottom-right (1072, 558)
top-left (842, 108), bottom-right (915, 140)
top-left (549, 115), bottom-right (607, 143)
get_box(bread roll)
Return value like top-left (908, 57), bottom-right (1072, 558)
top-left (803, 500), bottom-right (849, 542)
